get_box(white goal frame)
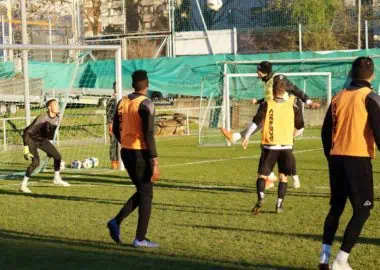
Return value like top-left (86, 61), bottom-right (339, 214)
top-left (0, 44), bottom-right (124, 174)
top-left (198, 71), bottom-right (332, 146)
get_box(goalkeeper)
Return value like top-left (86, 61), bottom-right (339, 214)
top-left (242, 77), bottom-right (305, 215)
top-left (20, 99), bottom-right (70, 193)
top-left (221, 61), bottom-right (319, 188)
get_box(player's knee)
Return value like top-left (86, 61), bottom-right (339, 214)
top-left (31, 158), bottom-right (40, 168)
top-left (258, 174), bottom-right (267, 180)
top-left (353, 207), bottom-right (371, 223)
top-left (329, 203), bottom-right (345, 217)
top-left (279, 173), bottom-right (288, 182)
top-left (55, 152), bottom-right (62, 162)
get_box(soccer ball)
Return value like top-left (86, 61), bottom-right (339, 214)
top-left (82, 158), bottom-right (93, 169)
top-left (71, 160), bottom-right (82, 169)
top-left (207, 0), bottom-right (223, 11)
top-left (89, 157), bottom-right (99, 168)
top-left (268, 172), bottom-right (278, 182)
top-left (60, 160), bottom-right (66, 171)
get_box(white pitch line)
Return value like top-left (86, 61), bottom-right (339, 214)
top-left (160, 147), bottom-right (323, 168)
top-left (60, 147), bottom-right (324, 176)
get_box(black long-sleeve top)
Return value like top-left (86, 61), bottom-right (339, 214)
top-left (23, 112), bottom-right (60, 146)
top-left (257, 73), bottom-right (310, 104)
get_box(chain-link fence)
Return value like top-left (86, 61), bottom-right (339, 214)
top-left (174, 0), bottom-right (380, 53)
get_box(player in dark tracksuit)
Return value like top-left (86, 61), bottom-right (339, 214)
top-left (106, 82), bottom-right (119, 169)
top-left (107, 70), bottom-right (160, 248)
top-left (20, 99), bottom-right (70, 193)
top-left (319, 57), bottom-right (380, 270)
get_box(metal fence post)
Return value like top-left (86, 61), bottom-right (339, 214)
top-left (3, 119), bottom-right (6, 152)
top-left (186, 109), bottom-right (190, 136)
top-left (104, 114), bottom-right (107, 144)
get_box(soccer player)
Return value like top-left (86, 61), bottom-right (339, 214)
top-left (221, 61), bottom-right (319, 189)
top-left (106, 82), bottom-right (120, 169)
top-left (20, 99), bottom-right (70, 193)
top-left (319, 57), bottom-right (380, 270)
top-left (242, 76), bottom-right (304, 214)
top-left (107, 70), bottom-right (160, 248)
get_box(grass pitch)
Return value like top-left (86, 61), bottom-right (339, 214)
top-left (1, 128), bottom-right (379, 269)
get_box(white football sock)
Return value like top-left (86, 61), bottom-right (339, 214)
top-left (232, 133), bottom-right (241, 142)
top-left (277, 198), bottom-right (283, 207)
top-left (320, 244), bottom-right (331, 264)
top-left (336, 250), bottom-right (349, 263)
top-left (293, 175), bottom-right (300, 182)
top-left (54, 171), bottom-right (60, 178)
top-left (21, 176), bottom-right (29, 186)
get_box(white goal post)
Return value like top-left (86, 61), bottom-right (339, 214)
top-left (0, 44), bottom-right (124, 178)
top-left (0, 44), bottom-right (123, 121)
top-left (223, 72), bottom-right (332, 134)
top-left (198, 71), bottom-right (332, 146)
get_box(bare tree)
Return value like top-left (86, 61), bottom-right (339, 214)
top-left (83, 0), bottom-right (102, 36)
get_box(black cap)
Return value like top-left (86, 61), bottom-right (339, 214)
top-left (257, 61), bottom-right (272, 74)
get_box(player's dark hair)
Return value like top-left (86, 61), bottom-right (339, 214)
top-left (351, 57), bottom-right (374, 81)
top-left (257, 61), bottom-right (272, 74)
top-left (132, 70), bottom-right (149, 91)
top-left (273, 77), bottom-right (287, 96)
top-left (46, 99), bottom-right (57, 108)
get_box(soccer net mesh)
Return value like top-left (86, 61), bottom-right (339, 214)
top-left (0, 46), bottom-right (122, 179)
top-left (199, 71), bottom-right (332, 146)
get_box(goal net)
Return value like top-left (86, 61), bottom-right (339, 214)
top-left (0, 45), bottom-right (122, 179)
top-left (199, 71), bottom-right (332, 146)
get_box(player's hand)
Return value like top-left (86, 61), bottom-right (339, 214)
top-left (242, 137), bottom-right (249, 150)
top-left (307, 102), bottom-right (321, 109)
top-left (23, 146), bottom-right (34, 161)
top-left (108, 123), bottom-right (113, 135)
top-left (251, 98), bottom-right (257, 105)
top-left (151, 158), bottom-right (160, 182)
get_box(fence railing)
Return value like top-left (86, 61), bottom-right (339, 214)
top-left (0, 107), bottom-right (205, 152)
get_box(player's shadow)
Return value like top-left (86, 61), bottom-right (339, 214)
top-left (33, 174), bottom-right (131, 186)
top-left (174, 224), bottom-right (380, 247)
top-left (153, 202), bottom-right (259, 217)
top-left (0, 189), bottom-right (124, 206)
top-left (0, 228), bottom-right (308, 270)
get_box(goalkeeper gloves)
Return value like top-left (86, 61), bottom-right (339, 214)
top-left (24, 146), bottom-right (34, 161)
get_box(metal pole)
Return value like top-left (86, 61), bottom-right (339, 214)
top-left (171, 0), bottom-right (176, 57)
top-left (365, 20), bottom-right (369, 50)
top-left (49, 20), bottom-right (53, 62)
top-left (1, 15), bottom-right (6, 61)
top-left (186, 109), bottom-right (190, 136)
top-left (115, 48), bottom-right (124, 170)
top-left (3, 119), bottom-right (6, 152)
top-left (233, 27), bottom-right (237, 55)
top-left (299, 23), bottom-right (302, 52)
top-left (154, 36), bottom-right (168, 58)
top-left (21, 0), bottom-right (31, 126)
top-left (103, 114), bottom-right (107, 144)
top-left (122, 0), bottom-right (126, 34)
top-left (195, 0), bottom-right (214, 55)
top-left (121, 38), bottom-right (128, 60)
top-left (358, 0), bottom-right (361, 49)
top-left (6, 0), bottom-right (13, 61)
top-left (327, 74), bottom-right (332, 105)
